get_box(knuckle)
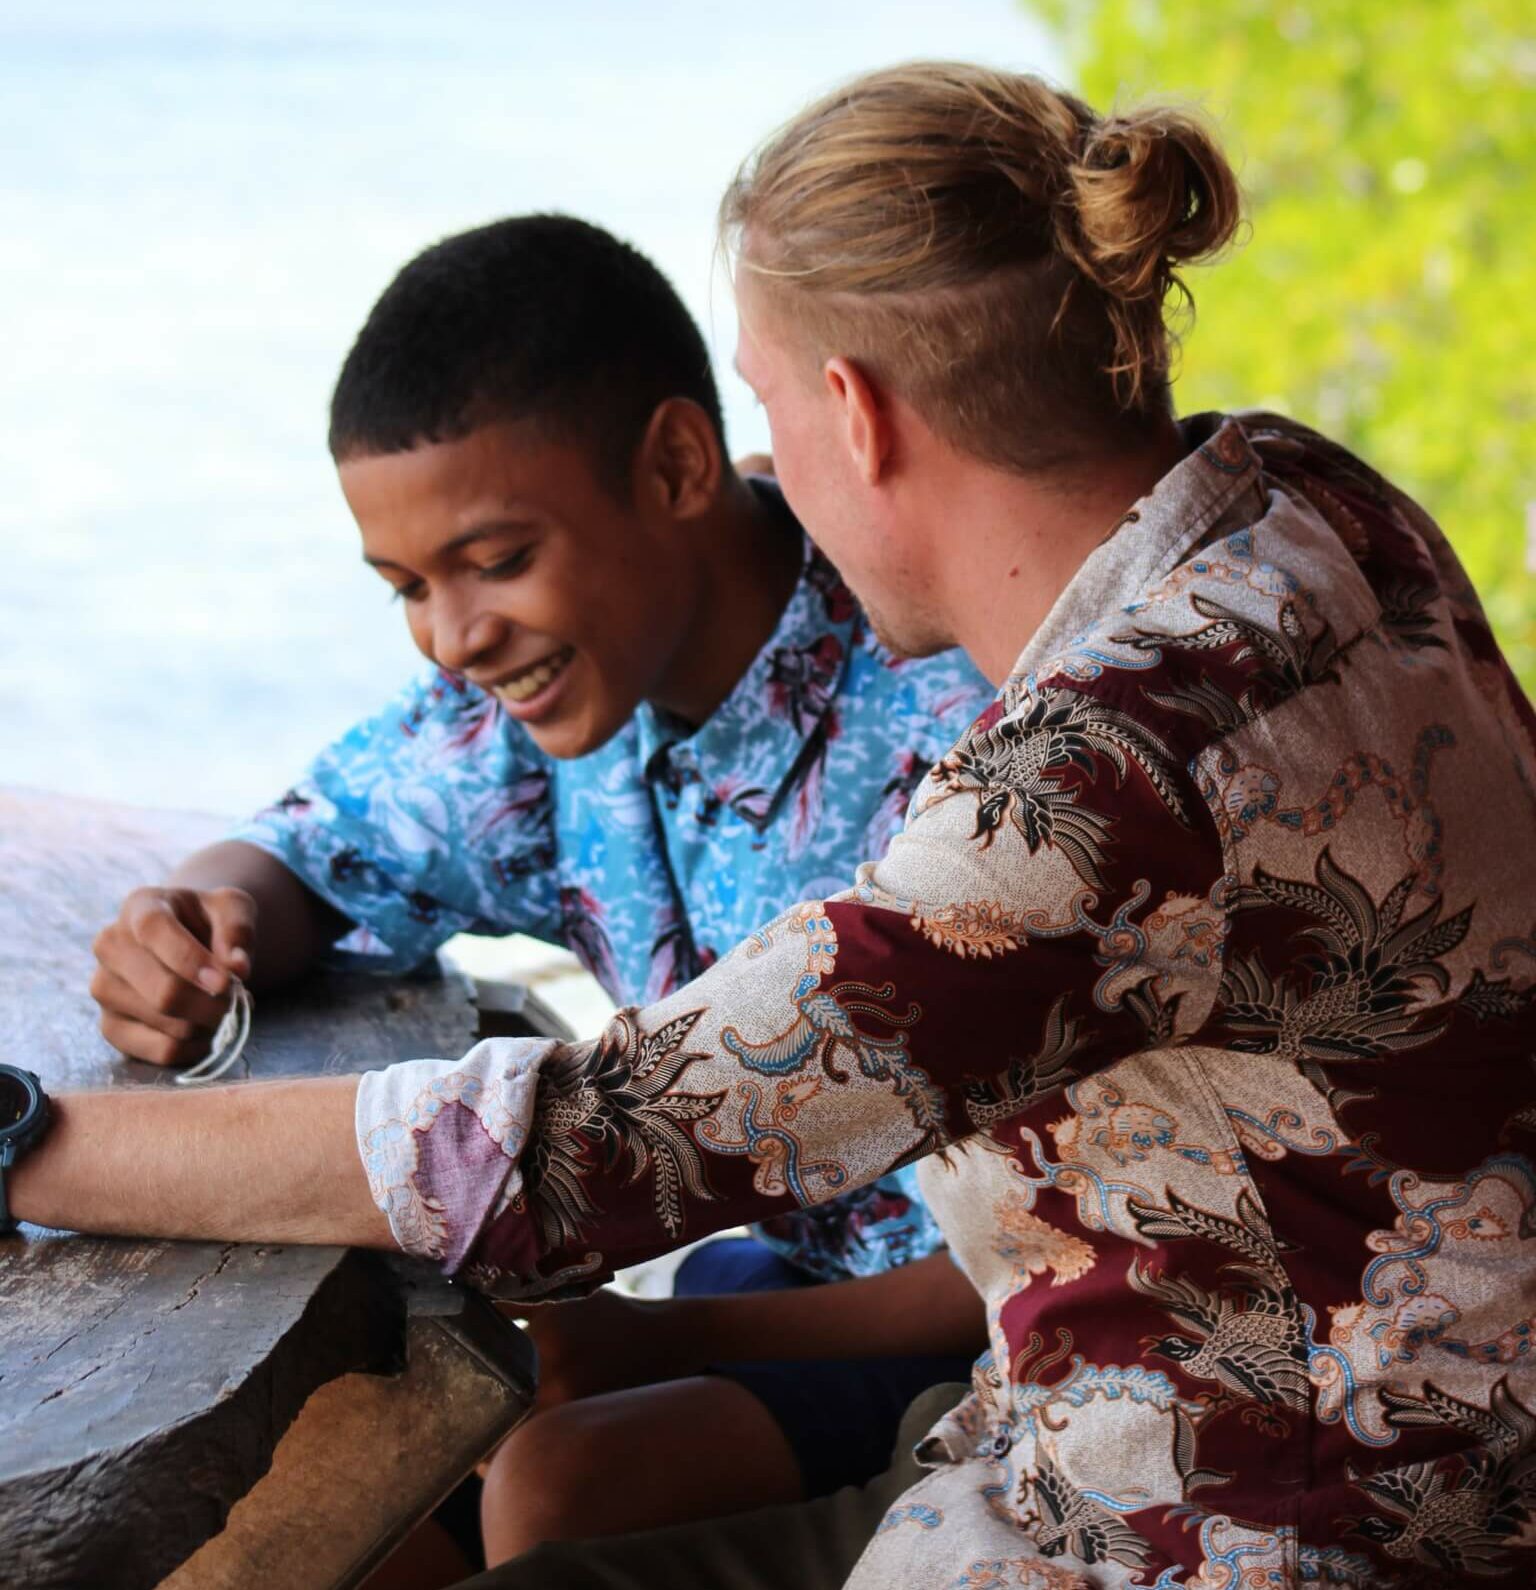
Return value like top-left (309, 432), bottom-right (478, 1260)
top-left (210, 888), bottom-right (255, 926)
top-left (124, 885), bottom-right (165, 919)
top-left (133, 905), bottom-right (172, 946)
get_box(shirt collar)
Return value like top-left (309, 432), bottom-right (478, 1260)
top-left (635, 480), bottom-right (859, 832)
top-left (1008, 413), bottom-right (1269, 690)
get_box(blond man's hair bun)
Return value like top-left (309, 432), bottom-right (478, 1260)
top-left (723, 63), bottom-right (1244, 472)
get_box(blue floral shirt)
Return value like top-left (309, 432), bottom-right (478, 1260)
top-left (235, 486), bottom-right (995, 1279)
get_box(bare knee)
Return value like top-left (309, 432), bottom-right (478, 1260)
top-left (479, 1401), bottom-right (614, 1565)
top-left (480, 1375), bottom-right (802, 1569)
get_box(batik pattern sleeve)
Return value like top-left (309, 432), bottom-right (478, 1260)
top-left (231, 669), bottom-right (561, 973)
top-left (355, 662), bottom-right (1233, 1299)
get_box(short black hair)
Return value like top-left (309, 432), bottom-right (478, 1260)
top-left (328, 214), bottom-right (726, 492)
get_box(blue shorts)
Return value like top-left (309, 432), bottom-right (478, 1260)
top-left (672, 1237), bottom-right (976, 1501)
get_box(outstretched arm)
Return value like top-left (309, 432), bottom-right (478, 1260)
top-left (10, 1077), bottom-right (392, 1248)
top-left (26, 680), bottom-right (1226, 1293)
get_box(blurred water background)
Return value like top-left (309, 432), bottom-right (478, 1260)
top-left (0, 0), bottom-right (1054, 819)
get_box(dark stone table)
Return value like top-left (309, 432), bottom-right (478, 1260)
top-left (0, 788), bottom-right (539, 1590)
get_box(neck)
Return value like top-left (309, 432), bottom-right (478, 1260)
top-left (921, 422), bottom-right (1189, 685)
top-left (649, 472), bottom-right (802, 726)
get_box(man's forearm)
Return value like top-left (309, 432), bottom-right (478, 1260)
top-left (169, 840), bottom-right (350, 990)
top-left (8, 1078), bottom-right (394, 1248)
top-left (677, 1248), bottom-right (985, 1362)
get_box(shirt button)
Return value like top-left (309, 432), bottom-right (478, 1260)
top-left (990, 1431), bottom-right (1013, 1458)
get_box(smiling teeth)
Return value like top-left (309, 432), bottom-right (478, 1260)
top-left (496, 650), bottom-right (571, 704)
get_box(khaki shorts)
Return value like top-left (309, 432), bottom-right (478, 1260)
top-left (452, 1382), bottom-right (968, 1590)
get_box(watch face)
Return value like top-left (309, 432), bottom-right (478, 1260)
top-left (0, 1071), bottom-right (33, 1132)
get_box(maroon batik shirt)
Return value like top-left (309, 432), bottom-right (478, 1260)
top-left (357, 414), bottom-right (1536, 1588)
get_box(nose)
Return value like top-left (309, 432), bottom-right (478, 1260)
top-left (423, 590), bottom-right (508, 674)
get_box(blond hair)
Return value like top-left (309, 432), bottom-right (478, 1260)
top-left (721, 62), bottom-right (1242, 473)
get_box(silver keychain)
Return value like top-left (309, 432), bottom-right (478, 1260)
top-left (175, 978), bottom-right (253, 1086)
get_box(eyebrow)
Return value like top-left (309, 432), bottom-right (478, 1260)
top-left (363, 521), bottom-right (535, 570)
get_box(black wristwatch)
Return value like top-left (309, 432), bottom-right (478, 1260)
top-left (0, 1065), bottom-right (51, 1235)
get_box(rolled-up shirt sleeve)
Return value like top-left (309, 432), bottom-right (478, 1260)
top-left (355, 681), bottom-right (1232, 1300)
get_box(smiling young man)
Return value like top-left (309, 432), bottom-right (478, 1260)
top-left (86, 215), bottom-right (992, 1571)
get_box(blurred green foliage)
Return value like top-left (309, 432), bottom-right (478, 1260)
top-left (1029, 0), bottom-right (1535, 687)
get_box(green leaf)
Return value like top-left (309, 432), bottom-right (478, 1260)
top-left (1023, 0), bottom-right (1536, 692)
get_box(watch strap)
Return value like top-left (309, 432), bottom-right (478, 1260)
top-left (0, 1069), bottom-right (46, 1236)
top-left (0, 1142), bottom-right (14, 1235)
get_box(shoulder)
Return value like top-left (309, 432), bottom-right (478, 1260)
top-left (286, 669), bottom-right (562, 842)
top-left (820, 588), bottom-right (994, 751)
top-left (865, 645), bottom-right (998, 756)
top-left (755, 483), bottom-right (996, 750)
top-left (1017, 457), bottom-right (1390, 755)
top-left (369, 668), bottom-right (556, 773)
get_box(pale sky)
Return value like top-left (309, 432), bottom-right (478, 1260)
top-left (1, 0), bottom-right (1059, 812)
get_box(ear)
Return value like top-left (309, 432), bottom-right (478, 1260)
top-left (823, 357), bottom-right (890, 486)
top-left (637, 398), bottom-right (722, 519)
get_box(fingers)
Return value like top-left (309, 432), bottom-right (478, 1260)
top-left (91, 888), bottom-right (253, 1066)
top-left (204, 887), bottom-right (257, 982)
top-left (95, 920), bottom-right (230, 1029)
top-left (98, 1011), bottom-right (213, 1068)
top-left (88, 964), bottom-right (203, 1042)
top-left (125, 890), bottom-right (234, 998)
top-left (91, 884), bottom-right (260, 1068)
